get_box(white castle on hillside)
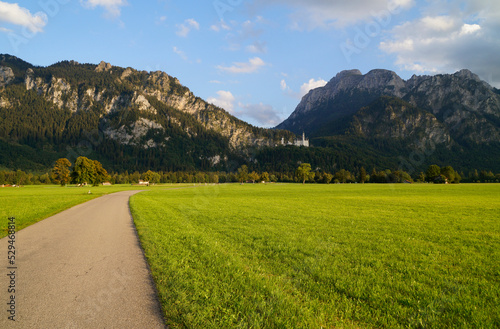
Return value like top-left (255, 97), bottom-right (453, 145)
top-left (281, 132), bottom-right (309, 147)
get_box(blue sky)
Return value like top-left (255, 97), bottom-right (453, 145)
top-left (1, 0), bottom-right (499, 127)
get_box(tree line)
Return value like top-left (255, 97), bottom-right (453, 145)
top-left (1, 159), bottom-right (500, 186)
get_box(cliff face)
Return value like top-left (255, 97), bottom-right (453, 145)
top-left (0, 55), bottom-right (293, 171)
top-left (277, 69), bottom-right (500, 146)
top-left (403, 70), bottom-right (500, 143)
top-left (19, 60), bottom-right (288, 150)
top-left (348, 97), bottom-right (451, 146)
top-left (0, 66), bottom-right (15, 87)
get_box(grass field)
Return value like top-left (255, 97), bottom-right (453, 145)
top-left (130, 184), bottom-right (500, 328)
top-left (0, 184), bottom-right (189, 238)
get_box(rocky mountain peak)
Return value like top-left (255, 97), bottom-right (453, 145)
top-left (325, 69), bottom-right (363, 90)
top-left (335, 69), bottom-right (362, 80)
top-left (454, 69), bottom-right (480, 81)
top-left (323, 68), bottom-right (405, 96)
top-left (359, 69), bottom-right (406, 97)
top-left (95, 61), bottom-right (112, 72)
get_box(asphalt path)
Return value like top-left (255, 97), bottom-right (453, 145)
top-left (0, 190), bottom-right (166, 328)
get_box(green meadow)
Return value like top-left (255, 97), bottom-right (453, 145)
top-left (130, 184), bottom-right (500, 328)
top-left (0, 184), bottom-right (189, 238)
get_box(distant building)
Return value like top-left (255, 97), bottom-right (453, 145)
top-left (281, 132), bottom-right (309, 147)
top-left (102, 182), bottom-right (112, 186)
top-left (294, 132), bottom-right (309, 147)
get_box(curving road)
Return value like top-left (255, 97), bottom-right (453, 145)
top-left (0, 190), bottom-right (166, 328)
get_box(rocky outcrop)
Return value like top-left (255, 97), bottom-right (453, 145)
top-left (0, 66), bottom-right (15, 87)
top-left (95, 61), bottom-right (112, 72)
top-left (0, 96), bottom-right (10, 108)
top-left (349, 97), bottom-right (451, 146)
top-left (103, 92), bottom-right (157, 115)
top-left (277, 69), bottom-right (500, 146)
top-left (25, 69), bottom-right (80, 112)
top-left (103, 118), bottom-right (163, 147)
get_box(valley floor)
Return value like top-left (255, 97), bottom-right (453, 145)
top-left (131, 183), bottom-right (500, 328)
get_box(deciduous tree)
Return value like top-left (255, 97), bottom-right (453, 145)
top-left (426, 165), bottom-right (441, 182)
top-left (237, 165), bottom-right (249, 183)
top-left (71, 156), bottom-right (96, 185)
top-left (440, 166), bottom-right (456, 183)
top-left (249, 171), bottom-right (259, 183)
top-left (335, 169), bottom-right (351, 184)
top-left (359, 167), bottom-right (367, 184)
top-left (93, 160), bottom-right (108, 186)
top-left (142, 170), bottom-right (155, 183)
top-left (296, 163), bottom-right (314, 184)
top-left (52, 158), bottom-right (72, 186)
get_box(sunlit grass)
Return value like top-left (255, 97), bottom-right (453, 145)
top-left (130, 184), bottom-right (500, 328)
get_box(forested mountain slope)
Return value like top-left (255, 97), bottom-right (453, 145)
top-left (0, 54), bottom-right (293, 171)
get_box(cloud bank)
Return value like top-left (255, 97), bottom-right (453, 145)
top-left (379, 1), bottom-right (500, 87)
top-left (0, 1), bottom-right (47, 33)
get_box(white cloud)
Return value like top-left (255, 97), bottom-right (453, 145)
top-left (155, 15), bottom-right (167, 25)
top-left (81, 0), bottom-right (127, 18)
top-left (217, 57), bottom-right (267, 74)
top-left (0, 1), bottom-right (47, 33)
top-left (300, 78), bottom-right (327, 97)
top-left (173, 46), bottom-right (188, 61)
top-left (252, 0), bottom-right (414, 29)
top-left (208, 90), bottom-right (282, 126)
top-left (216, 17), bottom-right (267, 54)
top-left (246, 41), bottom-right (267, 54)
top-left (280, 79), bottom-right (288, 91)
top-left (210, 20), bottom-right (231, 32)
top-left (208, 90), bottom-right (236, 112)
top-left (281, 77), bottom-right (327, 99)
top-left (459, 23), bottom-right (481, 36)
top-left (237, 102), bottom-right (283, 127)
top-left (380, 2), bottom-right (500, 87)
top-left (420, 16), bottom-right (455, 32)
top-left (176, 18), bottom-right (200, 37)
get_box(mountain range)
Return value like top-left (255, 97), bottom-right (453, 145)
top-left (1, 54), bottom-right (499, 174)
top-left (0, 54), bottom-right (292, 172)
top-left (276, 69), bottom-right (500, 173)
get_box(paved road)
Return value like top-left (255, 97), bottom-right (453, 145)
top-left (0, 190), bottom-right (166, 328)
